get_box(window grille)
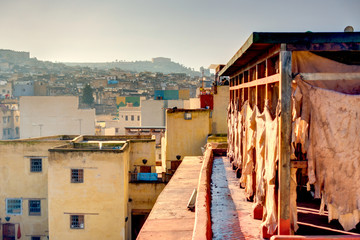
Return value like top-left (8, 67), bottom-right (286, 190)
top-left (30, 158), bottom-right (42, 172)
top-left (29, 200), bottom-right (41, 216)
top-left (71, 169), bottom-right (84, 183)
top-left (6, 198), bottom-right (22, 215)
top-left (70, 215), bottom-right (84, 229)
top-left (184, 112), bottom-right (192, 120)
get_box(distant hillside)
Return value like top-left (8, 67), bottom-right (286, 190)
top-left (64, 59), bottom-right (201, 76)
top-left (0, 49), bottom-right (202, 76)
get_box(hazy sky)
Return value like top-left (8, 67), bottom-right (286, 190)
top-left (0, 0), bottom-right (359, 70)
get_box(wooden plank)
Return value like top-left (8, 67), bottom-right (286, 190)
top-left (278, 46), bottom-right (292, 235)
top-left (231, 45), bottom-right (280, 78)
top-left (300, 73), bottom-right (360, 81)
top-left (286, 42), bottom-right (360, 52)
top-left (230, 74), bottom-right (280, 90)
top-left (297, 222), bottom-right (360, 236)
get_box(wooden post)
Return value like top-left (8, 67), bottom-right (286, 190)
top-left (278, 44), bottom-right (292, 235)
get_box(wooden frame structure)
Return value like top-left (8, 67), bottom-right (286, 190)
top-left (218, 32), bottom-right (360, 236)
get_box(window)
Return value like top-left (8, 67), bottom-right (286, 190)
top-left (6, 198), bottom-right (22, 215)
top-left (29, 200), bottom-right (41, 216)
top-left (3, 129), bottom-right (6, 135)
top-left (137, 116), bottom-right (140, 121)
top-left (31, 237), bottom-right (40, 240)
top-left (70, 215), bottom-right (84, 229)
top-left (71, 169), bottom-right (84, 183)
top-left (3, 117), bottom-right (6, 123)
top-left (15, 127), bottom-right (19, 135)
top-left (30, 158), bottom-right (42, 172)
top-left (125, 115), bottom-right (128, 121)
top-left (131, 115), bottom-right (134, 121)
top-left (184, 112), bottom-right (192, 120)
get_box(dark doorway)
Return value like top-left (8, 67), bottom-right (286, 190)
top-left (139, 166), bottom-right (151, 173)
top-left (3, 223), bottom-right (15, 240)
top-left (132, 212), bottom-right (149, 240)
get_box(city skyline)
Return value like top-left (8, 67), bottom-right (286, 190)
top-left (1, 0), bottom-right (359, 70)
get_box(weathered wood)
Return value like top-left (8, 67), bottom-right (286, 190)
top-left (229, 74), bottom-right (280, 90)
top-left (286, 42), bottom-right (360, 52)
top-left (278, 46), bottom-right (292, 235)
top-left (231, 45), bottom-right (280, 79)
top-left (300, 72), bottom-right (360, 81)
top-left (219, 32), bottom-right (360, 76)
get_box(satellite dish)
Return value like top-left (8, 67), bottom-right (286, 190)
top-left (344, 26), bottom-right (354, 32)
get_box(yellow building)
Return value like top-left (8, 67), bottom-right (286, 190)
top-left (0, 136), bottom-right (73, 240)
top-left (212, 85), bottom-right (229, 134)
top-left (163, 109), bottom-right (211, 173)
top-left (47, 135), bottom-right (164, 240)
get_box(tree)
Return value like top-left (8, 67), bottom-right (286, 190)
top-left (81, 84), bottom-right (94, 105)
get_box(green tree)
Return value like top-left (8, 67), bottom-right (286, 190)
top-left (81, 84), bottom-right (94, 105)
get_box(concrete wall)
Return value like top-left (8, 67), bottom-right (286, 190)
top-left (129, 183), bottom-right (166, 210)
top-left (141, 100), bottom-right (165, 127)
top-left (48, 150), bottom-right (129, 240)
top-left (190, 98), bottom-right (201, 109)
top-left (0, 139), bottom-right (69, 240)
top-left (167, 100), bottom-right (184, 109)
top-left (165, 109), bottom-right (211, 169)
top-left (20, 96), bottom-right (95, 139)
top-left (212, 85), bottom-right (229, 134)
top-left (128, 140), bottom-right (156, 173)
top-left (141, 100), bottom-right (185, 128)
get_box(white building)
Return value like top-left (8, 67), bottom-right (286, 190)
top-left (20, 96), bottom-right (95, 138)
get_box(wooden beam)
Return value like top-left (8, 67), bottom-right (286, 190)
top-left (229, 74), bottom-right (280, 90)
top-left (231, 45), bottom-right (280, 78)
top-left (278, 45), bottom-right (292, 235)
top-left (286, 42), bottom-right (360, 52)
top-left (300, 72), bottom-right (360, 81)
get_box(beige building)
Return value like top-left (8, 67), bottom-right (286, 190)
top-left (183, 97), bottom-right (201, 109)
top-left (95, 115), bottom-right (123, 136)
top-left (118, 106), bottom-right (141, 134)
top-left (212, 85), bottom-right (229, 134)
top-left (48, 135), bottom-right (164, 240)
top-left (20, 96), bottom-right (95, 138)
top-left (0, 136), bottom-right (73, 240)
top-left (163, 108), bottom-right (211, 173)
top-left (0, 99), bottom-right (20, 140)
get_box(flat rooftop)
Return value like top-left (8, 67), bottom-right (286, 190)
top-left (137, 156), bottom-right (203, 239)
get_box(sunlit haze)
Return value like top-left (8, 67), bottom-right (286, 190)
top-left (1, 0), bottom-right (359, 69)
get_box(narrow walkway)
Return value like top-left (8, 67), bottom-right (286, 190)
top-left (137, 156), bottom-right (203, 240)
top-left (211, 156), bottom-right (261, 239)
